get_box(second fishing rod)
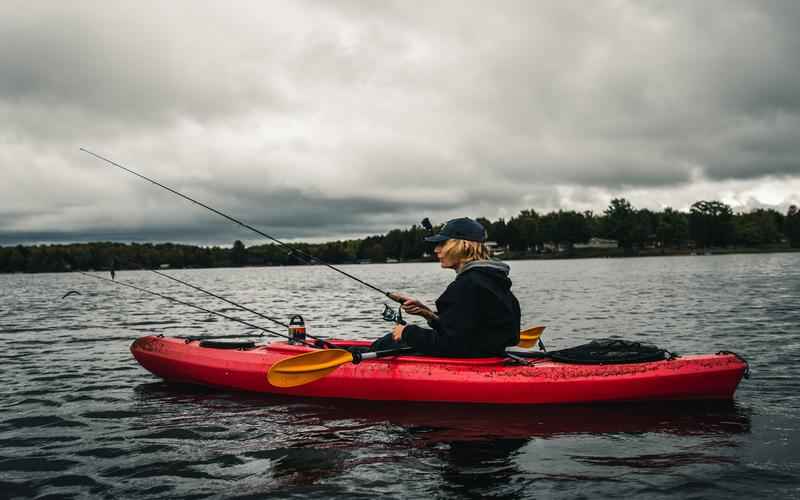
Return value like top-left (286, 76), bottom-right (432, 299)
top-left (108, 256), bottom-right (339, 349)
top-left (81, 148), bottom-right (407, 304)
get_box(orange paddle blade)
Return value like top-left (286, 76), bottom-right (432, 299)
top-left (267, 349), bottom-right (354, 388)
top-left (518, 325), bottom-right (546, 349)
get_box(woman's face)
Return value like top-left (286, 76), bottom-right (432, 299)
top-left (434, 241), bottom-right (460, 270)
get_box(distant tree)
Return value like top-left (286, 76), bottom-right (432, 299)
top-left (357, 235), bottom-right (385, 260)
top-left (364, 243), bottom-right (386, 263)
top-left (476, 217), bottom-right (493, 240)
top-left (689, 201), bottom-right (735, 248)
top-left (547, 210), bottom-right (591, 252)
top-left (12, 245), bottom-right (28, 271)
top-left (382, 229), bottom-right (404, 259)
top-left (786, 205), bottom-right (800, 248)
top-left (490, 218), bottom-right (510, 248)
top-left (401, 225), bottom-right (427, 259)
top-left (231, 240), bottom-right (248, 267)
top-left (655, 208), bottom-right (689, 248)
top-left (583, 211), bottom-right (603, 239)
top-left (539, 212), bottom-right (558, 250)
top-left (317, 241), bottom-right (352, 263)
top-left (507, 210), bottom-right (541, 251)
top-left (636, 209), bottom-right (657, 247)
top-left (604, 198), bottom-right (640, 249)
top-left (734, 209), bottom-right (781, 246)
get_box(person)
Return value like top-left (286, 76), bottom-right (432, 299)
top-left (374, 217), bottom-right (521, 357)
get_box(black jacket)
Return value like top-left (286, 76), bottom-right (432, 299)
top-left (402, 261), bottom-right (521, 357)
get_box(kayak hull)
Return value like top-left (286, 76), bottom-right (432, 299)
top-left (131, 336), bottom-right (747, 405)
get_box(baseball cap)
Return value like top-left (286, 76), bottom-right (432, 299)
top-left (424, 217), bottom-right (487, 243)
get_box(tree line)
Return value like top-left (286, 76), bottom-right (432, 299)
top-left (1, 199), bottom-right (799, 274)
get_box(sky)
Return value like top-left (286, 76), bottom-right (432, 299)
top-left (2, 0), bottom-right (799, 246)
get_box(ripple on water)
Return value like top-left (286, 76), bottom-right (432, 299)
top-left (102, 459), bottom-right (216, 480)
top-left (139, 428), bottom-right (207, 440)
top-left (1, 397), bottom-right (61, 409)
top-left (75, 447), bottom-right (129, 459)
top-left (0, 436), bottom-right (82, 448)
top-left (2, 416), bottom-right (88, 430)
top-left (0, 456), bottom-right (80, 472)
top-left (80, 410), bottom-right (141, 420)
top-left (0, 480), bottom-right (38, 498)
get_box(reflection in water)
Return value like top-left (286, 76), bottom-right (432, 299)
top-left (134, 383), bottom-right (752, 440)
top-left (437, 439), bottom-right (530, 499)
top-left (298, 398), bottom-right (751, 441)
top-left (132, 383), bottom-right (751, 498)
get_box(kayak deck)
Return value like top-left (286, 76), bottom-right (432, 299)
top-left (131, 336), bottom-right (747, 405)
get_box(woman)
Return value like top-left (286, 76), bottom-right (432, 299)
top-left (376, 217), bottom-right (521, 357)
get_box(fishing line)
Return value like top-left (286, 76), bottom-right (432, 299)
top-left (78, 271), bottom-right (326, 348)
top-left (80, 148), bottom-right (400, 301)
top-left (147, 267), bottom-right (339, 349)
top-left (109, 255), bottom-right (314, 335)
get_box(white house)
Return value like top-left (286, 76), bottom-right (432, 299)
top-left (485, 241), bottom-right (505, 256)
top-left (574, 238), bottom-right (619, 249)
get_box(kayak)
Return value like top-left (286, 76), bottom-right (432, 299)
top-left (131, 336), bottom-right (747, 405)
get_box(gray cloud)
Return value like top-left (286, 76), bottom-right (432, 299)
top-left (2, 0), bottom-right (800, 246)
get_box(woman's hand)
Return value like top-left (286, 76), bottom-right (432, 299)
top-left (392, 323), bottom-right (406, 342)
top-left (398, 296), bottom-right (429, 313)
top-left (389, 291), bottom-right (438, 321)
top-left (402, 299), bottom-right (437, 321)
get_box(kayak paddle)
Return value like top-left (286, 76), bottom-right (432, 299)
top-left (268, 346), bottom-right (414, 388)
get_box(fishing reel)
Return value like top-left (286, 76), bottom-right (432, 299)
top-left (287, 314), bottom-right (306, 345)
top-left (382, 303), bottom-right (406, 325)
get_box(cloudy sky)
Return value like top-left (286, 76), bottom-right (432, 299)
top-left (2, 0), bottom-right (799, 246)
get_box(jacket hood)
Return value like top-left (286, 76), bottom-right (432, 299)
top-left (458, 260), bottom-right (510, 277)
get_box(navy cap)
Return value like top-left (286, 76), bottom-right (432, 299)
top-left (424, 217), bottom-right (487, 243)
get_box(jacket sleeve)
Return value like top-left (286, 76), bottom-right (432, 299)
top-left (401, 278), bottom-right (482, 356)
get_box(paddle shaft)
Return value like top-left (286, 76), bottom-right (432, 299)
top-left (81, 148), bottom-right (401, 303)
top-left (352, 346), bottom-right (415, 363)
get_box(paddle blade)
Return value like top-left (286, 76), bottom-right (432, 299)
top-left (518, 326), bottom-right (546, 349)
top-left (267, 349), bottom-right (355, 388)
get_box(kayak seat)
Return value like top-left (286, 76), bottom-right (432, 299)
top-left (198, 340), bottom-right (256, 350)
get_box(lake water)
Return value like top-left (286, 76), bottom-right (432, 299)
top-left (1, 254), bottom-right (799, 499)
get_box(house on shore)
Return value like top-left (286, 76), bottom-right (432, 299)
top-left (574, 238), bottom-right (618, 249)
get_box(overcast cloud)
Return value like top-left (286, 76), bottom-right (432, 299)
top-left (2, 0), bottom-right (799, 245)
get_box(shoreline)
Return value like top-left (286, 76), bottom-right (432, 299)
top-left (1, 245), bottom-right (798, 275)
top-left (494, 245), bottom-right (800, 261)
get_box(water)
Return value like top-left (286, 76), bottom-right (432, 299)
top-left (1, 254), bottom-right (799, 499)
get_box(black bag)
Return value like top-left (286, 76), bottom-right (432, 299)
top-left (513, 338), bottom-right (674, 364)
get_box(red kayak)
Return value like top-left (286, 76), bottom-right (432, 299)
top-left (131, 336), bottom-right (747, 405)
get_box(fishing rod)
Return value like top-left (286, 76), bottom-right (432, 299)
top-left (111, 255), bottom-right (293, 330)
top-left (150, 268), bottom-right (288, 327)
top-left (78, 271), bottom-right (327, 349)
top-left (80, 148), bottom-right (402, 302)
top-left (144, 266), bottom-right (338, 349)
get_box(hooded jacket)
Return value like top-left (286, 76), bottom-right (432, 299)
top-left (401, 260), bottom-right (521, 357)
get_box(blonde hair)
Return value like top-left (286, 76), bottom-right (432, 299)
top-left (439, 239), bottom-right (490, 263)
